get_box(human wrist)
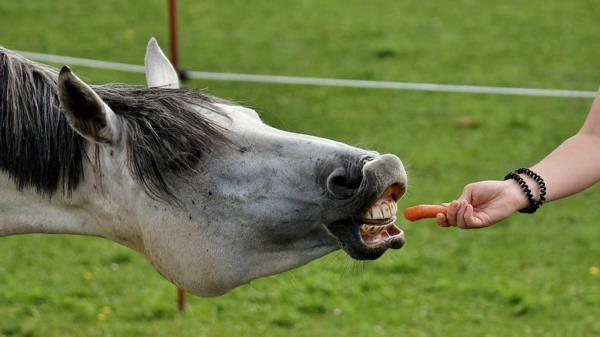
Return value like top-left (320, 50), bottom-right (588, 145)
top-left (503, 179), bottom-right (530, 211)
top-left (519, 173), bottom-right (541, 200)
top-left (503, 168), bottom-right (546, 214)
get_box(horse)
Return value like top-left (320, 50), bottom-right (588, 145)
top-left (0, 39), bottom-right (407, 296)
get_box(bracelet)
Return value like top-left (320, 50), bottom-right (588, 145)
top-left (503, 168), bottom-right (546, 214)
top-left (514, 168), bottom-right (547, 205)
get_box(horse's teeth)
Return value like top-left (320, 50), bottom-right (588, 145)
top-left (361, 224), bottom-right (377, 233)
top-left (373, 207), bottom-right (384, 220)
top-left (380, 207), bottom-right (387, 219)
top-left (362, 200), bottom-right (399, 222)
top-left (382, 204), bottom-right (392, 218)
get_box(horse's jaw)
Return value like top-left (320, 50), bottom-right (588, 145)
top-left (146, 234), bottom-right (340, 297)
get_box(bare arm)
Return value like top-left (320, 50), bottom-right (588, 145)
top-left (530, 133), bottom-right (600, 202)
top-left (440, 89), bottom-right (600, 228)
top-left (533, 91), bottom-right (600, 201)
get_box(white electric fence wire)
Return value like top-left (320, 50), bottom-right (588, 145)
top-left (16, 50), bottom-right (597, 99)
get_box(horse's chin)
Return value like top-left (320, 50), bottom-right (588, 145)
top-left (325, 184), bottom-right (406, 260)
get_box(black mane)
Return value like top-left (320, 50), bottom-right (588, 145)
top-left (0, 47), bottom-right (228, 201)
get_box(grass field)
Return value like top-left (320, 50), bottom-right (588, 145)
top-left (1, 1), bottom-right (600, 336)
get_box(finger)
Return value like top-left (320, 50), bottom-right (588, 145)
top-left (456, 200), bottom-right (468, 228)
top-left (465, 204), bottom-right (487, 228)
top-left (446, 200), bottom-right (459, 226)
top-left (464, 204), bottom-right (477, 228)
top-left (436, 213), bottom-right (450, 227)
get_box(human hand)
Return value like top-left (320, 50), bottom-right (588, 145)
top-left (436, 180), bottom-right (528, 229)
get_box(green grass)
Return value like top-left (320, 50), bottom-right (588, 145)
top-left (1, 1), bottom-right (600, 336)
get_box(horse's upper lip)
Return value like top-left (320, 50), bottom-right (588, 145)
top-left (324, 184), bottom-right (406, 260)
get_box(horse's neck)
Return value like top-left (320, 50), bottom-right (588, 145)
top-left (0, 173), bottom-right (97, 236)
top-left (0, 172), bottom-right (146, 252)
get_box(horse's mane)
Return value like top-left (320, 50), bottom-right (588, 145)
top-left (0, 47), bottom-right (228, 201)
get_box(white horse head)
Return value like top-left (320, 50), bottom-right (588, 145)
top-left (0, 40), bottom-right (407, 296)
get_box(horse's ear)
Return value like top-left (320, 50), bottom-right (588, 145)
top-left (58, 66), bottom-right (119, 144)
top-left (144, 37), bottom-right (180, 89)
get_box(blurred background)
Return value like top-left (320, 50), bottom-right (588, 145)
top-left (1, 1), bottom-right (599, 336)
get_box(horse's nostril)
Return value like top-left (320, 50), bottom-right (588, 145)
top-left (331, 175), bottom-right (347, 187)
top-left (326, 167), bottom-right (363, 199)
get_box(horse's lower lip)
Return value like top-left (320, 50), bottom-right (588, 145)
top-left (359, 221), bottom-right (405, 248)
top-left (325, 219), bottom-right (405, 260)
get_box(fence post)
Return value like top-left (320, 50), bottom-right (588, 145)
top-left (167, 0), bottom-right (186, 313)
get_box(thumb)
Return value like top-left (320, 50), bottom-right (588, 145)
top-left (458, 183), bottom-right (475, 202)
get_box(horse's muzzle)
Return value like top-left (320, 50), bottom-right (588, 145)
top-left (323, 154), bottom-right (408, 259)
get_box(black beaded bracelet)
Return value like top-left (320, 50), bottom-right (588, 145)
top-left (503, 168), bottom-right (546, 214)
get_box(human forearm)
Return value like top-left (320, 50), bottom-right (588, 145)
top-left (440, 135), bottom-right (600, 229)
top-left (529, 133), bottom-right (600, 202)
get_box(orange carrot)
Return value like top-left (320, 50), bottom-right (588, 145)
top-left (404, 205), bottom-right (448, 222)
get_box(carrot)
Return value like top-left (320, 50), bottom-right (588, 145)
top-left (404, 204), bottom-right (448, 222)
